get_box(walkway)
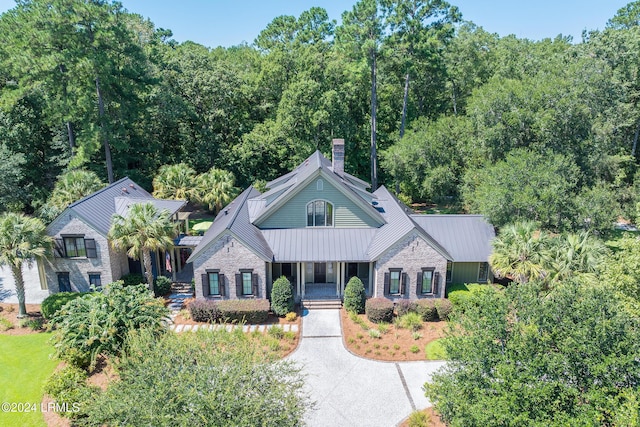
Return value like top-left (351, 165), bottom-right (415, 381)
top-left (289, 309), bottom-right (446, 427)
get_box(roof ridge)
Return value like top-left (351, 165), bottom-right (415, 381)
top-left (410, 213), bottom-right (483, 217)
top-left (68, 176), bottom-right (138, 208)
top-left (223, 186), bottom-right (254, 231)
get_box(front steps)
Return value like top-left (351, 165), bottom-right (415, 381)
top-left (302, 298), bottom-right (343, 310)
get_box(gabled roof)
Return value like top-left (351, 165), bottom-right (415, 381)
top-left (187, 187), bottom-right (273, 263)
top-left (410, 214), bottom-right (495, 262)
top-left (367, 186), bottom-right (452, 261)
top-left (250, 151), bottom-right (383, 226)
top-left (52, 177), bottom-right (185, 237)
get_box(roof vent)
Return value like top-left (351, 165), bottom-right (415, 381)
top-left (129, 183), bottom-right (135, 189)
top-left (121, 187), bottom-right (129, 193)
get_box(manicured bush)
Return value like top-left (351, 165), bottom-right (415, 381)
top-left (44, 365), bottom-right (98, 419)
top-left (365, 297), bottom-right (394, 323)
top-left (41, 292), bottom-right (89, 320)
top-left (447, 283), bottom-right (484, 309)
top-left (120, 273), bottom-right (145, 287)
top-left (399, 312), bottom-right (423, 331)
top-left (217, 299), bottom-right (270, 324)
top-left (50, 281), bottom-right (169, 371)
top-left (285, 312), bottom-right (297, 322)
top-left (396, 299), bottom-right (417, 316)
top-left (271, 276), bottom-right (294, 316)
top-left (435, 299), bottom-right (453, 321)
top-left (188, 299), bottom-right (219, 323)
top-left (343, 276), bottom-right (366, 314)
top-left (154, 276), bottom-right (172, 297)
top-left (415, 299), bottom-right (437, 321)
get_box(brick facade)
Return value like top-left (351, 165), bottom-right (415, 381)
top-left (193, 233), bottom-right (267, 300)
top-left (374, 232), bottom-right (448, 301)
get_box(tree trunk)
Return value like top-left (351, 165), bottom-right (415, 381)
top-left (632, 119), bottom-right (640, 157)
top-left (451, 82), bottom-right (458, 116)
top-left (11, 264), bottom-right (27, 318)
top-left (66, 121), bottom-right (76, 151)
top-left (400, 73), bottom-right (410, 139)
top-left (370, 49), bottom-right (378, 190)
top-left (95, 76), bottom-right (114, 183)
top-left (142, 249), bottom-right (155, 294)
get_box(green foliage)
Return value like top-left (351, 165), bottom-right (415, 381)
top-left (81, 329), bottom-right (310, 426)
top-left (343, 276), bottom-right (366, 314)
top-left (47, 170), bottom-right (105, 213)
top-left (395, 299), bottom-right (417, 316)
top-left (267, 325), bottom-right (284, 339)
top-left (41, 292), bottom-right (89, 320)
top-left (154, 276), bottom-right (172, 297)
top-left (447, 283), bottom-right (491, 310)
top-left (0, 317), bottom-right (13, 331)
top-left (43, 365), bottom-right (97, 419)
top-left (434, 299), bottom-right (453, 321)
top-left (408, 410), bottom-right (429, 427)
top-left (152, 163), bottom-right (196, 201)
top-left (120, 273), bottom-right (145, 287)
top-left (368, 328), bottom-right (381, 339)
top-left (414, 299), bottom-right (437, 321)
top-left (192, 168), bottom-right (239, 214)
top-left (188, 299), bottom-right (220, 323)
top-left (50, 281), bottom-right (169, 371)
top-left (271, 276), bottom-right (294, 316)
top-left (602, 236), bottom-right (640, 301)
top-left (19, 317), bottom-right (44, 331)
top-left (217, 299), bottom-right (270, 324)
top-left (424, 338), bottom-right (447, 360)
top-left (365, 297), bottom-right (394, 323)
top-left (426, 280), bottom-right (640, 425)
top-left (398, 312), bottom-right (423, 331)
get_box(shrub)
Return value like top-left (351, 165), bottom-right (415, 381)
top-left (365, 298), bottom-right (394, 323)
top-left (343, 277), bottom-right (366, 314)
top-left (396, 300), bottom-right (417, 316)
top-left (283, 331), bottom-right (296, 341)
top-left (368, 328), bottom-right (381, 339)
top-left (154, 276), bottom-right (172, 297)
top-left (0, 316), bottom-right (13, 331)
top-left (410, 345), bottom-right (420, 353)
top-left (435, 299), bottom-right (453, 320)
top-left (217, 299), bottom-right (270, 324)
top-left (267, 325), bottom-right (284, 339)
top-left (50, 281), bottom-right (169, 371)
top-left (188, 299), bottom-right (219, 323)
top-left (120, 273), bottom-right (145, 287)
top-left (285, 312), bottom-right (297, 322)
top-left (44, 365), bottom-right (98, 419)
top-left (399, 312), bottom-right (423, 331)
top-left (415, 299), bottom-right (437, 321)
top-left (19, 317), bottom-right (44, 331)
top-left (378, 323), bottom-right (390, 334)
top-left (412, 332), bottom-right (422, 340)
top-left (271, 276), bottom-right (294, 316)
top-left (448, 283), bottom-right (486, 309)
top-left (408, 410), bottom-right (430, 427)
top-left (41, 292), bottom-right (89, 320)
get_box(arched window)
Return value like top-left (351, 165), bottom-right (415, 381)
top-left (306, 200), bottom-right (333, 227)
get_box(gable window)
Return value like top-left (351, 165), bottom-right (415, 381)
top-left (306, 200), bottom-right (333, 227)
top-left (478, 262), bottom-right (489, 282)
top-left (55, 236), bottom-right (97, 258)
top-left (419, 268), bottom-right (434, 294)
top-left (316, 179), bottom-right (323, 191)
top-left (88, 273), bottom-right (102, 289)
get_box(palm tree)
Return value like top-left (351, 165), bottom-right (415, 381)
top-left (49, 170), bottom-right (105, 211)
top-left (0, 213), bottom-right (52, 317)
top-left (108, 203), bottom-right (176, 293)
top-left (546, 231), bottom-right (607, 284)
top-left (152, 163), bottom-right (196, 201)
top-left (192, 168), bottom-right (239, 214)
top-left (489, 221), bottom-right (551, 284)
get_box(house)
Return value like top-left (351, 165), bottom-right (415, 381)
top-left (0, 177), bottom-right (188, 303)
top-left (188, 139), bottom-right (495, 302)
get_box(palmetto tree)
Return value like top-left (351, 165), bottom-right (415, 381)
top-left (0, 213), bottom-right (52, 317)
top-left (152, 163), bottom-right (197, 201)
top-left (49, 170), bottom-right (105, 212)
top-left (108, 203), bottom-right (176, 293)
top-left (546, 231), bottom-right (607, 284)
top-left (192, 168), bottom-right (239, 214)
top-left (489, 221), bottom-right (550, 284)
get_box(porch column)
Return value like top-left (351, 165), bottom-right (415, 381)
top-left (369, 262), bottom-right (374, 296)
top-left (336, 262), bottom-right (340, 297)
top-left (340, 263), bottom-right (346, 295)
top-left (171, 248), bottom-right (177, 282)
top-left (177, 248), bottom-right (183, 273)
top-left (296, 263), bottom-right (301, 297)
top-left (301, 262), bottom-right (305, 299)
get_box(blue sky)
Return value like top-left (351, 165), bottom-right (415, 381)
top-left (0, 0), bottom-right (631, 47)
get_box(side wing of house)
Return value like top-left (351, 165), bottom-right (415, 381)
top-left (43, 210), bottom-right (129, 293)
top-left (0, 261), bottom-right (49, 304)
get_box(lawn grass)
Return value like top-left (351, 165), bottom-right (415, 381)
top-left (0, 333), bottom-right (58, 427)
top-left (425, 338), bottom-right (447, 360)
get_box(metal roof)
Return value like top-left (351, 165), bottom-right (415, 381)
top-left (410, 214), bottom-right (495, 262)
top-left (262, 228), bottom-right (377, 262)
top-left (174, 235), bottom-right (203, 247)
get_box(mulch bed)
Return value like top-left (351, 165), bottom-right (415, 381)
top-left (398, 407), bottom-right (446, 427)
top-left (340, 308), bottom-right (446, 361)
top-left (0, 303), bottom-right (45, 335)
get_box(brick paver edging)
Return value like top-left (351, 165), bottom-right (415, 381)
top-left (170, 323), bottom-right (299, 333)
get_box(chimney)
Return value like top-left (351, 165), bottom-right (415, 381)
top-left (332, 138), bottom-right (345, 176)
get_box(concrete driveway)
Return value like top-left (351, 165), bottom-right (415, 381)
top-left (288, 309), bottom-right (446, 427)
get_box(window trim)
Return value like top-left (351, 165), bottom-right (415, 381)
top-left (207, 271), bottom-right (221, 296)
top-left (241, 271), bottom-right (253, 295)
top-left (389, 268), bottom-right (402, 295)
top-left (305, 199), bottom-right (334, 227)
top-left (62, 236), bottom-right (86, 258)
top-left (478, 262), bottom-right (489, 282)
top-left (420, 268), bottom-right (435, 295)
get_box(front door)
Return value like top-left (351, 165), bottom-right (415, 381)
top-left (314, 263), bottom-right (326, 283)
top-left (57, 272), bottom-right (71, 292)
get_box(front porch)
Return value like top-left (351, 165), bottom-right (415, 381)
top-left (269, 261), bottom-right (373, 301)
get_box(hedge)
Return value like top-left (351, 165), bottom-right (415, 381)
top-left (154, 276), bottom-right (172, 297)
top-left (365, 297), bottom-right (394, 323)
top-left (395, 300), bottom-right (417, 316)
top-left (188, 299), bottom-right (220, 323)
top-left (435, 299), bottom-right (453, 321)
top-left (217, 299), bottom-right (270, 324)
top-left (41, 292), bottom-right (90, 320)
top-left (120, 273), bottom-right (145, 287)
top-left (415, 299), bottom-right (437, 321)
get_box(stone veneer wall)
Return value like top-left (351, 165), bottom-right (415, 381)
top-left (374, 232), bottom-right (448, 300)
top-left (192, 233), bottom-right (267, 300)
top-left (43, 213), bottom-right (127, 293)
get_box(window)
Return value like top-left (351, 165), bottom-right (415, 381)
top-left (88, 273), bottom-right (102, 289)
top-left (446, 262), bottom-right (453, 283)
top-left (420, 269), bottom-right (434, 294)
top-left (306, 200), bottom-right (333, 227)
top-left (208, 272), bottom-right (220, 295)
top-left (64, 237), bottom-right (86, 257)
top-left (316, 179), bottom-right (323, 191)
top-left (57, 272), bottom-right (71, 292)
top-left (389, 270), bottom-right (401, 294)
top-left (478, 262), bottom-right (489, 282)
top-left (242, 272), bottom-right (252, 295)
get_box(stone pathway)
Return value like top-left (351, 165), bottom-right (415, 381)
top-left (169, 323), bottom-right (299, 333)
top-left (166, 282), bottom-right (193, 322)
